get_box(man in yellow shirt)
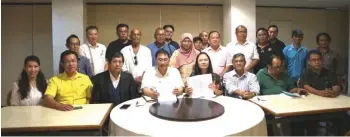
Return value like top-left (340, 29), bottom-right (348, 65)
top-left (44, 50), bottom-right (92, 111)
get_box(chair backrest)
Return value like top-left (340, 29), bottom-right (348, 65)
top-left (345, 130), bottom-right (350, 136)
top-left (6, 90), bottom-right (12, 106)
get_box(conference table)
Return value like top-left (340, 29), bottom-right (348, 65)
top-left (249, 94), bottom-right (350, 135)
top-left (1, 103), bottom-right (112, 136)
top-left (110, 96), bottom-right (267, 136)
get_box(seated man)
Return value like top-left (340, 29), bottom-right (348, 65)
top-left (223, 53), bottom-right (259, 99)
top-left (256, 55), bottom-right (308, 136)
top-left (141, 49), bottom-right (184, 99)
top-left (301, 50), bottom-right (341, 97)
top-left (44, 50), bottom-right (92, 111)
top-left (256, 55), bottom-right (307, 95)
top-left (91, 52), bottom-right (140, 107)
top-left (298, 50), bottom-right (344, 136)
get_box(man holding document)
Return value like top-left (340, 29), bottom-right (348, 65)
top-left (141, 49), bottom-right (184, 101)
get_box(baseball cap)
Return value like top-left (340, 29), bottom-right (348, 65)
top-left (292, 29), bottom-right (304, 36)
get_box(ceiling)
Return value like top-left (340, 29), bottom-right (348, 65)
top-left (2, 0), bottom-right (350, 9)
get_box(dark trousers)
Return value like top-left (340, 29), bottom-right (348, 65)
top-left (291, 121), bottom-right (319, 136)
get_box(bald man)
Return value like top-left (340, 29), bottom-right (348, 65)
top-left (121, 28), bottom-right (152, 86)
top-left (199, 31), bottom-right (210, 49)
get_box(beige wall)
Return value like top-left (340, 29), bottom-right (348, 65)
top-left (86, 5), bottom-right (223, 46)
top-left (1, 5), bottom-right (349, 105)
top-left (1, 5), bottom-right (52, 105)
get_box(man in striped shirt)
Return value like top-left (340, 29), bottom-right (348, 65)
top-left (223, 53), bottom-right (260, 99)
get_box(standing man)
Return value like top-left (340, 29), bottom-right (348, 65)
top-left (163, 25), bottom-right (179, 49)
top-left (199, 31), bottom-right (210, 49)
top-left (202, 31), bottom-right (227, 77)
top-left (59, 34), bottom-right (93, 77)
top-left (225, 25), bottom-right (259, 72)
top-left (121, 28), bottom-right (152, 87)
top-left (147, 28), bottom-right (176, 66)
top-left (106, 23), bottom-right (132, 60)
top-left (315, 32), bottom-right (339, 74)
top-left (268, 25), bottom-right (286, 60)
top-left (283, 29), bottom-right (308, 83)
top-left (80, 26), bottom-right (106, 75)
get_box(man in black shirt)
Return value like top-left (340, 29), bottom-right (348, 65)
top-left (292, 50), bottom-right (343, 136)
top-left (106, 23), bottom-right (132, 60)
top-left (268, 25), bottom-right (285, 60)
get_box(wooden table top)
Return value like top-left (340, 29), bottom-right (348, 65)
top-left (1, 103), bottom-right (113, 132)
top-left (249, 94), bottom-right (350, 117)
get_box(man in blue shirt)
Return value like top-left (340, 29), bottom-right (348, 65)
top-left (147, 28), bottom-right (176, 66)
top-left (283, 29), bottom-right (308, 82)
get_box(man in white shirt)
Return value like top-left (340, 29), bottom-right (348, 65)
top-left (141, 49), bottom-right (184, 99)
top-left (202, 31), bottom-right (227, 77)
top-left (225, 25), bottom-right (259, 72)
top-left (121, 28), bottom-right (152, 85)
top-left (80, 26), bottom-right (107, 75)
top-left (223, 53), bottom-right (259, 99)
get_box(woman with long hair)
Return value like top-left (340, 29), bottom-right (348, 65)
top-left (185, 52), bottom-right (223, 96)
top-left (9, 55), bottom-right (47, 106)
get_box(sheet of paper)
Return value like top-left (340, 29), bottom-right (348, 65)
top-left (156, 80), bottom-right (177, 102)
top-left (187, 74), bottom-right (214, 98)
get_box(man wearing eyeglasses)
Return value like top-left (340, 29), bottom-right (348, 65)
top-left (147, 28), bottom-right (176, 66)
top-left (256, 55), bottom-right (307, 95)
top-left (59, 34), bottom-right (93, 78)
top-left (90, 52), bottom-right (140, 106)
top-left (121, 28), bottom-right (152, 86)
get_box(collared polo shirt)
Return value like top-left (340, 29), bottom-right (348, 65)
top-left (316, 48), bottom-right (338, 74)
top-left (147, 42), bottom-right (176, 66)
top-left (80, 42), bottom-right (106, 75)
top-left (300, 68), bottom-right (339, 90)
top-left (225, 41), bottom-right (259, 67)
top-left (202, 46), bottom-right (227, 75)
top-left (141, 67), bottom-right (184, 91)
top-left (254, 43), bottom-right (280, 74)
top-left (45, 72), bottom-right (92, 105)
top-left (283, 44), bottom-right (308, 81)
top-left (121, 45), bottom-right (152, 78)
top-left (256, 68), bottom-right (296, 95)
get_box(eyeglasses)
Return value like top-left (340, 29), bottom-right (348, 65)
top-left (134, 56), bottom-right (138, 66)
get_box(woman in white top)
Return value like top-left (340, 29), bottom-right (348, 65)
top-left (10, 55), bottom-right (47, 106)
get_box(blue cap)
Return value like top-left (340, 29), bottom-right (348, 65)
top-left (292, 29), bottom-right (304, 36)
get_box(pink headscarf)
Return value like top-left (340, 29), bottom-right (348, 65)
top-left (175, 33), bottom-right (199, 68)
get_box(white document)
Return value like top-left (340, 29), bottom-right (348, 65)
top-left (187, 74), bottom-right (214, 98)
top-left (156, 80), bottom-right (177, 102)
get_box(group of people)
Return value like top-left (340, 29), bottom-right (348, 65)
top-left (8, 23), bottom-right (346, 135)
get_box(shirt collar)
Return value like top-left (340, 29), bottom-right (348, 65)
top-left (232, 70), bottom-right (248, 78)
top-left (109, 72), bottom-right (121, 82)
top-left (307, 68), bottom-right (327, 77)
top-left (208, 45), bottom-right (223, 51)
top-left (155, 67), bottom-right (170, 77)
top-left (87, 42), bottom-right (99, 48)
top-left (316, 47), bottom-right (333, 54)
top-left (235, 41), bottom-right (249, 46)
top-left (62, 71), bottom-right (82, 80)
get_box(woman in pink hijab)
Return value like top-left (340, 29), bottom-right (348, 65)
top-left (170, 33), bottom-right (200, 83)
